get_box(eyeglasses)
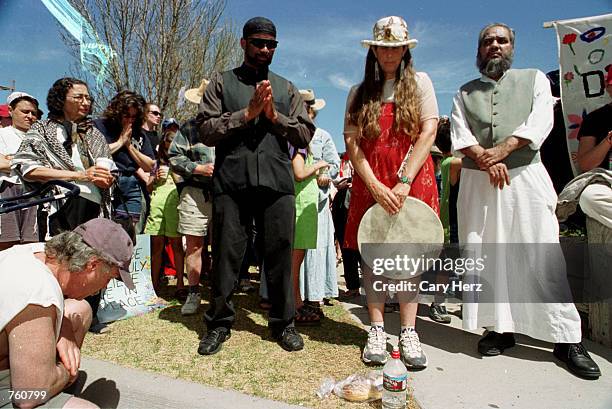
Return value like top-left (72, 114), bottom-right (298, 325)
top-left (148, 111), bottom-right (162, 117)
top-left (248, 38), bottom-right (278, 50)
top-left (67, 94), bottom-right (92, 103)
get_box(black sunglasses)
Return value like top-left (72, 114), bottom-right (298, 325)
top-left (149, 111), bottom-right (162, 117)
top-left (248, 38), bottom-right (278, 50)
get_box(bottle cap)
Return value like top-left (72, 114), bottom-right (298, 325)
top-left (391, 347), bottom-right (400, 359)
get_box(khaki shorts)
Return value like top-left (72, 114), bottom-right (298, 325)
top-left (0, 184), bottom-right (38, 243)
top-left (0, 369), bottom-right (72, 408)
top-left (177, 186), bottom-right (211, 237)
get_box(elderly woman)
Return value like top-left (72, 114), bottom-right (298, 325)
top-left (12, 78), bottom-right (115, 238)
top-left (344, 16), bottom-right (439, 369)
top-left (94, 91), bottom-right (155, 229)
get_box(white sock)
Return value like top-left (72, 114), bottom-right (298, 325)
top-left (401, 326), bottom-right (415, 333)
top-left (371, 322), bottom-right (384, 330)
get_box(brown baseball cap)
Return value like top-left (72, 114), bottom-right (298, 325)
top-left (73, 218), bottom-right (135, 290)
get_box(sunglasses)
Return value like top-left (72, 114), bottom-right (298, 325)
top-left (149, 111), bottom-right (162, 117)
top-left (248, 38), bottom-right (278, 50)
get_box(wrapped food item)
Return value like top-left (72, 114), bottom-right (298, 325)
top-left (329, 370), bottom-right (383, 402)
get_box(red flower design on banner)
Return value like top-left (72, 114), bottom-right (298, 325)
top-left (562, 33), bottom-right (577, 55)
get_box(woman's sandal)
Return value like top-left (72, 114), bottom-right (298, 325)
top-left (295, 305), bottom-right (321, 325)
top-left (305, 301), bottom-right (325, 319)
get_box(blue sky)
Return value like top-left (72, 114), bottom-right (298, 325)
top-left (0, 0), bottom-right (610, 150)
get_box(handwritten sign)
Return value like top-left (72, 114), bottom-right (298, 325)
top-left (554, 13), bottom-right (612, 175)
top-left (97, 234), bottom-right (160, 323)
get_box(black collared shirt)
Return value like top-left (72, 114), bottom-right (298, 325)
top-left (195, 64), bottom-right (314, 194)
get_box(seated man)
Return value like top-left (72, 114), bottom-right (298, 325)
top-left (575, 65), bottom-right (612, 231)
top-left (0, 219), bottom-right (134, 408)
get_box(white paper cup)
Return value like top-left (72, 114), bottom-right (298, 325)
top-left (95, 157), bottom-right (114, 170)
top-left (159, 165), bottom-right (169, 178)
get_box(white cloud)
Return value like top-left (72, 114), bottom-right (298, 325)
top-left (327, 73), bottom-right (355, 91)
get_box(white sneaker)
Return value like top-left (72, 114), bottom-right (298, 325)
top-left (399, 329), bottom-right (427, 368)
top-left (362, 326), bottom-right (388, 365)
top-left (181, 293), bottom-right (201, 316)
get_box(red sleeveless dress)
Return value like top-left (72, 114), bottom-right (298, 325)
top-left (344, 102), bottom-right (439, 249)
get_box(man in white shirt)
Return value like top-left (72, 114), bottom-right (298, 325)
top-left (0, 219), bottom-right (134, 408)
top-left (450, 23), bottom-right (600, 379)
top-left (0, 92), bottom-right (40, 250)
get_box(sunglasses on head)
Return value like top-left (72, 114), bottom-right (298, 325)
top-left (149, 111), bottom-right (162, 117)
top-left (248, 38), bottom-right (278, 50)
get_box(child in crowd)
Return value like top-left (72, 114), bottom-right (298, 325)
top-left (144, 124), bottom-right (185, 297)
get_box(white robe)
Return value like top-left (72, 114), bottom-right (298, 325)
top-left (450, 70), bottom-right (582, 343)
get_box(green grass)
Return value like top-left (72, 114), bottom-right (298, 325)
top-left (82, 282), bottom-right (417, 408)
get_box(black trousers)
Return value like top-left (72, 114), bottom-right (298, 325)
top-left (205, 188), bottom-right (295, 333)
top-left (331, 189), bottom-right (361, 291)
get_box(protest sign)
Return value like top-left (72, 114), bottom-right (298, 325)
top-left (553, 13), bottom-right (612, 175)
top-left (97, 234), bottom-right (160, 323)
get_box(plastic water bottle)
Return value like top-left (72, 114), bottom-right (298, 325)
top-left (382, 347), bottom-right (408, 409)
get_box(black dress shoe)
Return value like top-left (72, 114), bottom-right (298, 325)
top-left (478, 331), bottom-right (515, 356)
top-left (198, 327), bottom-right (231, 355)
top-left (553, 343), bottom-right (601, 379)
top-left (274, 326), bottom-right (304, 351)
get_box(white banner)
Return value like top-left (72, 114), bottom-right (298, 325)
top-left (554, 13), bottom-right (612, 175)
top-left (97, 234), bottom-right (160, 324)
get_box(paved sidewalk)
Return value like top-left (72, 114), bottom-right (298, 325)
top-left (73, 357), bottom-right (301, 409)
top-left (342, 296), bottom-right (612, 409)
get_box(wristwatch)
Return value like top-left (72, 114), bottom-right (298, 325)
top-left (399, 175), bottom-right (412, 185)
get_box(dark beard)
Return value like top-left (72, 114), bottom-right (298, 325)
top-left (478, 53), bottom-right (513, 78)
top-left (244, 52), bottom-right (272, 70)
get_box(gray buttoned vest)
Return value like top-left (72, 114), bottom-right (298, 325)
top-left (460, 69), bottom-right (541, 170)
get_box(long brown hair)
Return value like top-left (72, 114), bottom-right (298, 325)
top-left (157, 130), bottom-right (175, 165)
top-left (101, 90), bottom-right (146, 134)
top-left (348, 48), bottom-right (421, 141)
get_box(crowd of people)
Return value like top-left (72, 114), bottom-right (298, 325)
top-left (1, 13), bottom-right (609, 408)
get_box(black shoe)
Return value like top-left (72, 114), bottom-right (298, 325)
top-left (429, 303), bottom-right (451, 324)
top-left (274, 326), bottom-right (304, 351)
top-left (553, 343), bottom-right (601, 379)
top-left (478, 331), bottom-right (515, 356)
top-left (198, 327), bottom-right (231, 355)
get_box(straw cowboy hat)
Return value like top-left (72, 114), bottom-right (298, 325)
top-left (361, 16), bottom-right (418, 49)
top-left (185, 79), bottom-right (210, 105)
top-left (299, 89), bottom-right (326, 111)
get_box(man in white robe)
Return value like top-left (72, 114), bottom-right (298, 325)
top-left (450, 23), bottom-right (600, 379)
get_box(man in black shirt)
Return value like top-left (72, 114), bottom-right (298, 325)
top-left (142, 103), bottom-right (162, 153)
top-left (196, 16), bottom-right (314, 354)
top-left (575, 65), bottom-right (612, 230)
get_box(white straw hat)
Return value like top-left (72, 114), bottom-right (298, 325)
top-left (361, 16), bottom-right (418, 49)
top-left (299, 89), bottom-right (326, 111)
top-left (185, 79), bottom-right (210, 105)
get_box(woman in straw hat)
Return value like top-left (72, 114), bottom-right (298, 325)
top-left (344, 16), bottom-right (439, 368)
